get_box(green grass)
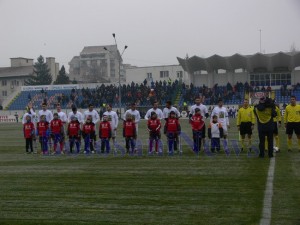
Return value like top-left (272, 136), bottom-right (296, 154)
top-left (0, 119), bottom-right (299, 225)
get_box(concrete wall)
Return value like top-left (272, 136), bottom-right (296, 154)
top-left (192, 71), bottom-right (248, 87)
top-left (10, 58), bottom-right (33, 67)
top-left (46, 57), bottom-right (58, 83)
top-left (293, 70), bottom-right (300, 84)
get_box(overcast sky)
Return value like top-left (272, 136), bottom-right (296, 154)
top-left (0, 0), bottom-right (299, 70)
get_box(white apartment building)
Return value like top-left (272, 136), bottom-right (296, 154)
top-left (125, 65), bottom-right (190, 85)
top-left (68, 45), bottom-right (125, 84)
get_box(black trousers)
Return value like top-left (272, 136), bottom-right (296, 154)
top-left (25, 138), bottom-right (33, 152)
top-left (258, 121), bottom-right (274, 158)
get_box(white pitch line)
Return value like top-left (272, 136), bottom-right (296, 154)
top-left (260, 157), bottom-right (276, 225)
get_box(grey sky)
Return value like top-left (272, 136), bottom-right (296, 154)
top-left (0, 0), bottom-right (299, 70)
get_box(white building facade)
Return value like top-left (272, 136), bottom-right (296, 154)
top-left (68, 45), bottom-right (125, 84)
top-left (125, 65), bottom-right (190, 85)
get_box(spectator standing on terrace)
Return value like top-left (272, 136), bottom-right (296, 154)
top-left (14, 112), bottom-right (19, 123)
top-left (232, 106), bottom-right (237, 118)
top-left (68, 105), bottom-right (84, 125)
top-left (103, 104), bottom-right (119, 152)
top-left (84, 103), bottom-right (100, 126)
top-left (145, 101), bottom-right (163, 120)
top-left (38, 102), bottom-right (53, 122)
top-left (211, 98), bottom-right (230, 148)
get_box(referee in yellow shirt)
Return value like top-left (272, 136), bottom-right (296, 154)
top-left (237, 99), bottom-right (255, 152)
top-left (284, 95), bottom-right (300, 152)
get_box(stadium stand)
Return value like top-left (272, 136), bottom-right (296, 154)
top-left (7, 81), bottom-right (300, 110)
top-left (7, 81), bottom-right (182, 110)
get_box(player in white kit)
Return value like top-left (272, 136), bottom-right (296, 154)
top-left (145, 101), bottom-right (163, 120)
top-left (103, 104), bottom-right (119, 151)
top-left (210, 98), bottom-right (230, 149)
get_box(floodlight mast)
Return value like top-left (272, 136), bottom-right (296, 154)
top-left (104, 34), bottom-right (128, 117)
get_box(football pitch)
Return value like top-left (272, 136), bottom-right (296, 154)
top-left (0, 119), bottom-right (299, 225)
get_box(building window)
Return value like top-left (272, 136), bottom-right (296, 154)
top-left (147, 73), bottom-right (152, 79)
top-left (160, 71), bottom-right (169, 78)
top-left (177, 71), bottom-right (183, 78)
top-left (110, 60), bottom-right (115, 78)
top-left (2, 91), bottom-right (7, 96)
top-left (2, 80), bottom-right (7, 86)
top-left (250, 72), bottom-right (291, 87)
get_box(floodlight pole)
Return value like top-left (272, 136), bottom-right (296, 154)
top-left (259, 29), bottom-right (262, 53)
top-left (104, 34), bottom-right (128, 118)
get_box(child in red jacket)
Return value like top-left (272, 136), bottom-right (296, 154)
top-left (164, 111), bottom-right (181, 154)
top-left (50, 112), bottom-right (64, 154)
top-left (99, 115), bottom-right (112, 153)
top-left (82, 116), bottom-right (96, 154)
top-left (37, 115), bottom-right (50, 154)
top-left (67, 116), bottom-right (81, 153)
top-left (190, 108), bottom-right (205, 153)
top-left (23, 115), bottom-right (35, 154)
top-left (147, 111), bottom-right (161, 154)
top-left (123, 114), bottom-right (136, 154)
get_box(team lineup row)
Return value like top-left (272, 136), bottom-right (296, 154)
top-left (22, 96), bottom-right (300, 156)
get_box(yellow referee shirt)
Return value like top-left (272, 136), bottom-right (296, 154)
top-left (284, 104), bottom-right (300, 123)
top-left (237, 106), bottom-right (255, 126)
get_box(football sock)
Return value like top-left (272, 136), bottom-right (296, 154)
top-left (248, 138), bottom-right (252, 148)
top-left (264, 137), bottom-right (268, 150)
top-left (275, 136), bottom-right (279, 149)
top-left (241, 139), bottom-right (245, 149)
top-left (54, 144), bottom-right (57, 152)
top-left (287, 138), bottom-right (292, 150)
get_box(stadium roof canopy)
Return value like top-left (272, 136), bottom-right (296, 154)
top-left (177, 51), bottom-right (300, 73)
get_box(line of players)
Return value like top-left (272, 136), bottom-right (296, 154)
top-left (22, 96), bottom-right (232, 155)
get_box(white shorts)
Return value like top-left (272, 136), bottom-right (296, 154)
top-left (222, 125), bottom-right (228, 136)
top-left (111, 129), bottom-right (117, 138)
top-left (135, 124), bottom-right (139, 135)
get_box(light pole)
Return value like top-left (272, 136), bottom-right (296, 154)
top-left (259, 29), bottom-right (262, 53)
top-left (104, 34), bottom-right (128, 117)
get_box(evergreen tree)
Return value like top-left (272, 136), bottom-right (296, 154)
top-left (72, 78), bottom-right (78, 84)
top-left (25, 55), bottom-right (52, 85)
top-left (54, 65), bottom-right (70, 84)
